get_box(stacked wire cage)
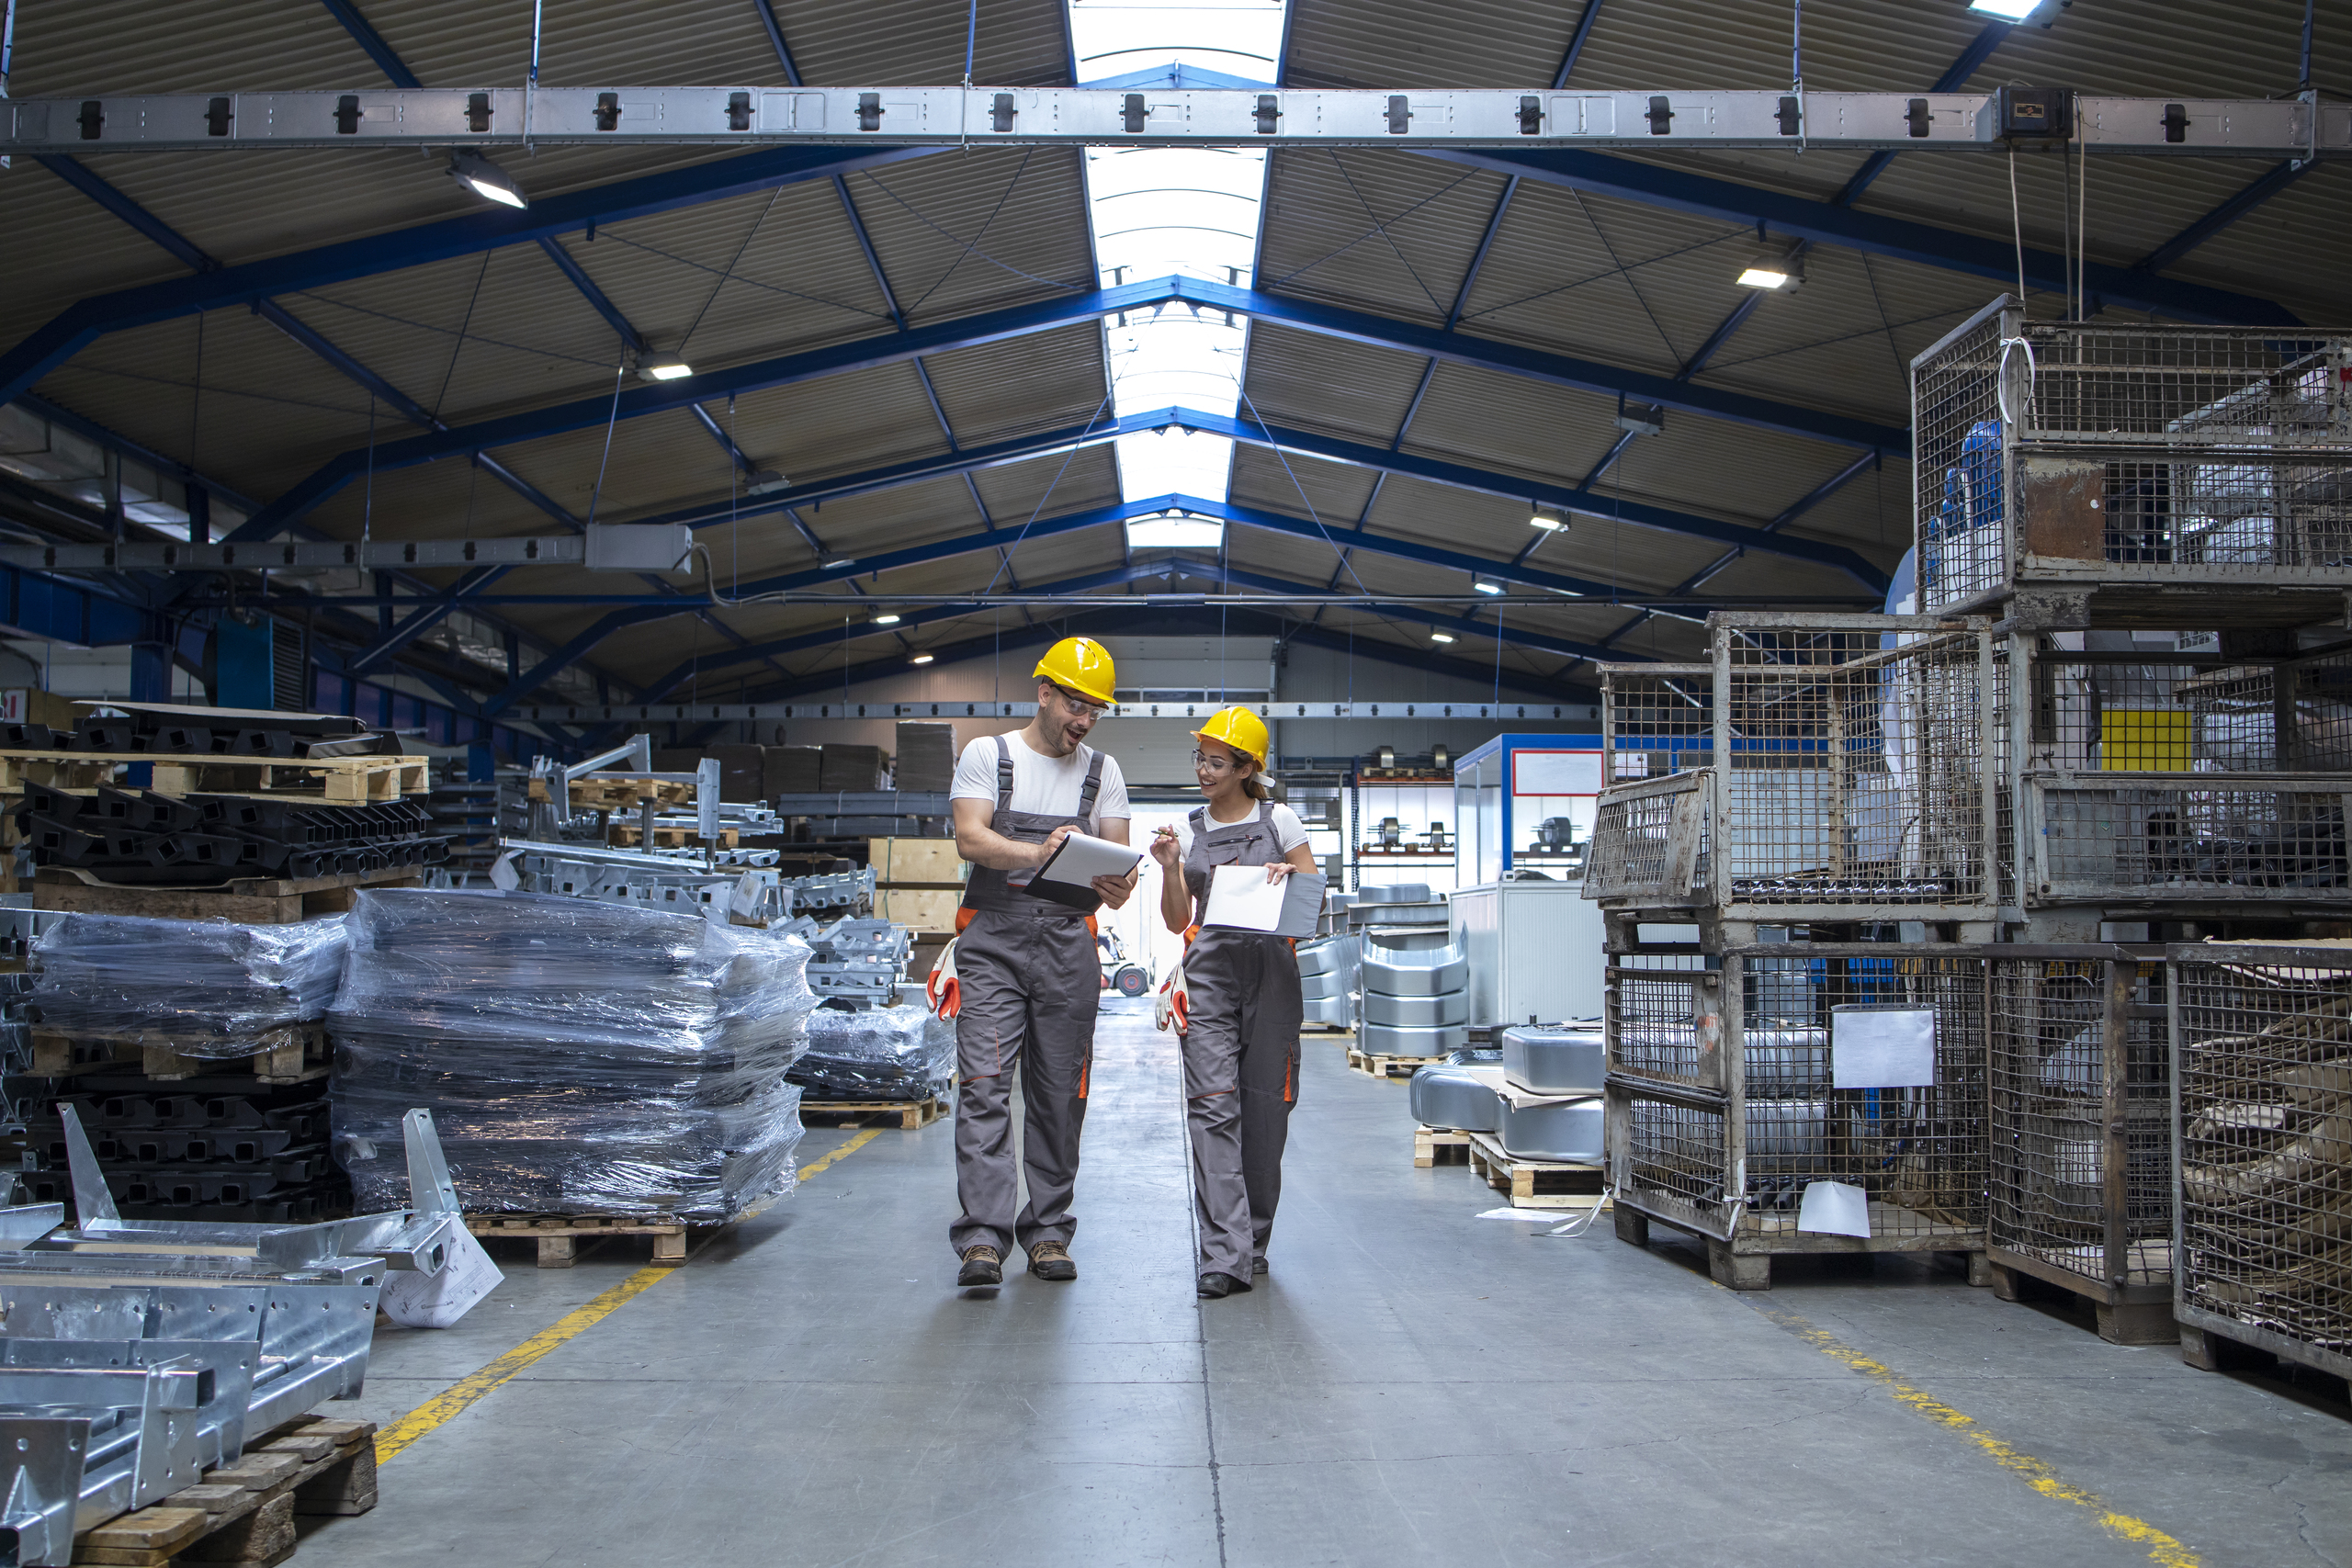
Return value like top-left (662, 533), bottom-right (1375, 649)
top-left (1914, 298), bottom-right (2352, 626)
top-left (2007, 633), bottom-right (2352, 914)
top-left (1588, 613), bottom-right (2002, 1287)
top-left (1984, 948), bottom-right (2177, 1343)
top-left (2166, 942), bottom-right (2352, 1382)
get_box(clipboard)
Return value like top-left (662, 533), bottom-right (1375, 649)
top-left (1023, 830), bottom-right (1141, 913)
top-left (1201, 865), bottom-right (1328, 938)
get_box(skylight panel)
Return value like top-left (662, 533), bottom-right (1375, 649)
top-left (1073, 1), bottom-right (1289, 531)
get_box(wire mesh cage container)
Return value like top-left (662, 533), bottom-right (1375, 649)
top-left (2018, 633), bottom-right (2352, 774)
top-left (1600, 663), bottom-right (1713, 781)
top-left (1914, 297), bottom-right (2352, 621)
top-left (1586, 615), bottom-right (1999, 919)
top-left (2167, 942), bottom-right (2352, 1381)
top-left (1603, 940), bottom-right (1990, 1290)
top-left (1984, 948), bottom-right (2177, 1343)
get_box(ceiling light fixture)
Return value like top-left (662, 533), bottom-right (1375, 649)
top-left (910, 652), bottom-right (934, 665)
top-left (1474, 579), bottom-right (1504, 595)
top-left (744, 468), bottom-right (789, 495)
top-left (446, 152), bottom-right (526, 209)
top-left (640, 360), bottom-right (693, 381)
top-left (873, 613), bottom-right (901, 626)
top-left (1967, 0), bottom-right (2041, 18)
top-left (823, 558), bottom-right (856, 570)
top-left (1430, 631), bottom-right (1456, 644)
top-left (1736, 245), bottom-right (1805, 290)
top-left (1529, 506), bottom-right (1566, 532)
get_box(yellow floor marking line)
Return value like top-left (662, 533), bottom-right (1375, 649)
top-left (1750, 1299), bottom-right (2199, 1568)
top-left (376, 1124), bottom-right (884, 1464)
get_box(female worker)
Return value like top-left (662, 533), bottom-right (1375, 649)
top-left (1148, 707), bottom-right (1320, 1299)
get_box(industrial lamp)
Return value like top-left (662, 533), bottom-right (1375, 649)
top-left (1736, 245), bottom-right (1805, 290)
top-left (1529, 506), bottom-right (1567, 532)
top-left (446, 152), bottom-right (526, 209)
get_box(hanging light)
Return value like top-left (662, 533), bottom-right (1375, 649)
top-left (1968, 0), bottom-right (2040, 17)
top-left (873, 613), bottom-right (902, 626)
top-left (1430, 631), bottom-right (1456, 644)
top-left (910, 652), bottom-right (935, 665)
top-left (446, 152), bottom-right (526, 209)
top-left (1474, 579), bottom-right (1504, 595)
top-left (823, 558), bottom-right (856, 570)
top-left (640, 360), bottom-right (694, 381)
top-left (1529, 506), bottom-right (1566, 532)
top-left (1736, 244), bottom-right (1805, 290)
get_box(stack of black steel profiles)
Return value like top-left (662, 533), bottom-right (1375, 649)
top-left (17, 782), bottom-right (446, 885)
top-left (12, 1081), bottom-right (346, 1223)
top-left (3, 703), bottom-right (444, 886)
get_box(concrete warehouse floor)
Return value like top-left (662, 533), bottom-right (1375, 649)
top-left (314, 998), bottom-right (2351, 1568)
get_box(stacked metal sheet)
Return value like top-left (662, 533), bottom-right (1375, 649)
top-left (1358, 935), bottom-right (1470, 1056)
top-left (15, 1084), bottom-right (342, 1224)
top-left (0, 1107), bottom-right (462, 1566)
top-left (27, 913), bottom-right (346, 1056)
top-left (1297, 936), bottom-right (1357, 1028)
top-left (1496, 1023), bottom-right (1607, 1162)
top-left (329, 889), bottom-right (818, 1219)
top-left (790, 1001), bottom-right (955, 1102)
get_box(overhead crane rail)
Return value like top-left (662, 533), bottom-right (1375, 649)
top-left (6, 86), bottom-right (2344, 157)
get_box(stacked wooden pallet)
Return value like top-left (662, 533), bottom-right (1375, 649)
top-left (68, 1413), bottom-right (376, 1568)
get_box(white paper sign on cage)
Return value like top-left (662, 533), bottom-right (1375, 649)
top-left (1829, 1004), bottom-right (1936, 1089)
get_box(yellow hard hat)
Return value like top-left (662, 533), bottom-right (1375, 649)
top-left (1033, 636), bottom-right (1116, 706)
top-left (1193, 706), bottom-right (1269, 765)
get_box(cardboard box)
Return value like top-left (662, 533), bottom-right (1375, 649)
top-left (0, 690), bottom-right (80, 730)
top-left (868, 837), bottom-right (967, 888)
top-left (710, 744), bottom-right (764, 802)
top-left (819, 743), bottom-right (889, 792)
top-left (763, 746), bottom-right (822, 797)
top-left (875, 888), bottom-right (962, 933)
top-left (894, 721), bottom-right (957, 792)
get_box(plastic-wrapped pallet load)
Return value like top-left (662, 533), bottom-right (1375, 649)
top-left (790, 1000), bottom-right (955, 1102)
top-left (27, 912), bottom-right (347, 1055)
top-left (330, 888), bottom-right (818, 1220)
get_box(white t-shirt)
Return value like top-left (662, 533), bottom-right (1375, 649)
top-left (950, 732), bottom-right (1131, 835)
top-left (1170, 800), bottom-right (1309, 860)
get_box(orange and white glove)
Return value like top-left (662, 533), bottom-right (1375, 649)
top-left (1155, 964), bottom-right (1191, 1034)
top-left (925, 937), bottom-right (962, 1021)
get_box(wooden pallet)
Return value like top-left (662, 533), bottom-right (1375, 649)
top-left (72, 1413), bottom-right (376, 1568)
top-left (1346, 1047), bottom-right (1443, 1080)
top-left (608, 824), bottom-right (739, 848)
top-left (1414, 1125), bottom-right (1472, 1168)
top-left (0, 749), bottom-right (426, 803)
top-left (1464, 1130), bottom-right (1608, 1211)
top-left (532, 775), bottom-right (693, 810)
top-left (799, 1095), bottom-right (947, 1130)
top-left (32, 864), bottom-right (423, 923)
top-left (30, 1024), bottom-right (329, 1084)
top-left (1987, 1242), bottom-right (2177, 1346)
top-left (465, 1211), bottom-right (737, 1269)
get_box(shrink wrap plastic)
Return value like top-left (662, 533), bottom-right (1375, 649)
top-left (790, 1001), bottom-right (956, 1101)
top-left (28, 912), bottom-right (347, 1054)
top-left (331, 888), bottom-right (817, 1219)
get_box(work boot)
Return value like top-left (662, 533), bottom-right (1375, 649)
top-left (957, 1245), bottom-right (1002, 1286)
top-left (1197, 1271), bottom-right (1252, 1299)
top-left (1027, 1239), bottom-right (1078, 1281)
top-left (1251, 1256), bottom-right (1268, 1277)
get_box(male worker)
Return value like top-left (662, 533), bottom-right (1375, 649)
top-left (940, 636), bottom-right (1136, 1288)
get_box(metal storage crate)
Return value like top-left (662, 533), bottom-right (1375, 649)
top-left (1985, 949), bottom-right (2176, 1342)
top-left (1586, 614), bottom-right (1999, 921)
top-left (1600, 663), bottom-right (1713, 781)
top-left (1604, 942), bottom-right (1990, 1289)
top-left (2167, 942), bottom-right (2352, 1382)
top-left (1914, 298), bottom-right (2352, 623)
top-left (2021, 773), bottom-right (2352, 908)
top-left (2017, 636), bottom-right (2352, 774)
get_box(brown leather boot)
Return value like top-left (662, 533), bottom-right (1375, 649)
top-left (957, 1245), bottom-right (1002, 1286)
top-left (1027, 1239), bottom-right (1078, 1281)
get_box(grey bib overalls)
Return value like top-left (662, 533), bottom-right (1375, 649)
top-left (1181, 803), bottom-right (1305, 1279)
top-left (948, 736), bottom-right (1107, 1260)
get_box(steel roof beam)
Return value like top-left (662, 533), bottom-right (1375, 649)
top-left (1182, 407), bottom-right (1888, 590)
top-left (1831, 20), bottom-right (2014, 208)
top-left (1419, 147), bottom-right (2299, 327)
top-left (312, 0), bottom-right (422, 89)
top-left (211, 276), bottom-right (1905, 547)
top-left (0, 142), bottom-right (936, 407)
top-left (2134, 160), bottom-right (2313, 274)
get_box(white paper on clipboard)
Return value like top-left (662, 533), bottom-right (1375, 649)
top-left (1201, 865), bottom-right (1327, 937)
top-left (1029, 830), bottom-right (1141, 890)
